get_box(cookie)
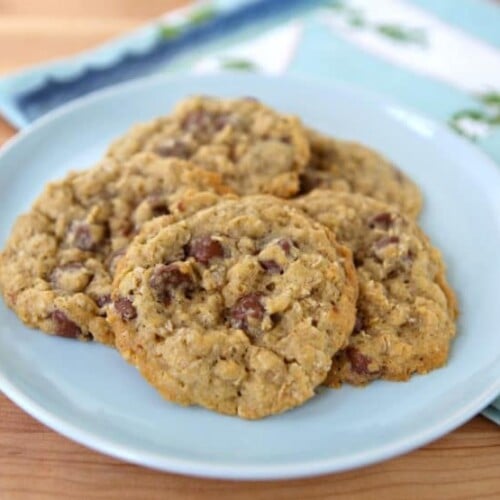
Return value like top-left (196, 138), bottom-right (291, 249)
top-left (0, 153), bottom-right (232, 344)
top-left (295, 191), bottom-right (457, 385)
top-left (108, 96), bottom-right (310, 197)
top-left (109, 196), bottom-right (358, 419)
top-left (298, 129), bottom-right (423, 218)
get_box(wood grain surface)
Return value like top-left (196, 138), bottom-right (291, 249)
top-left (0, 1), bottom-right (499, 499)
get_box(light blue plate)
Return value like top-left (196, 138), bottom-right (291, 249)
top-left (0, 74), bottom-right (499, 480)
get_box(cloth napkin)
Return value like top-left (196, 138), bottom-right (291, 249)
top-left (0, 0), bottom-right (499, 423)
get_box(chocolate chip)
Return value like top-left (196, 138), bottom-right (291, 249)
top-left (70, 221), bottom-right (94, 251)
top-left (368, 212), bottom-right (394, 230)
top-left (229, 293), bottom-right (264, 333)
top-left (95, 294), bottom-right (111, 308)
top-left (153, 263), bottom-right (192, 287)
top-left (297, 173), bottom-right (322, 195)
top-left (154, 140), bottom-right (190, 159)
top-left (186, 236), bottom-right (224, 264)
top-left (151, 205), bottom-right (170, 217)
top-left (107, 248), bottom-right (126, 273)
top-left (50, 263), bottom-right (92, 292)
top-left (149, 263), bottom-right (193, 305)
top-left (387, 249), bottom-right (415, 279)
top-left (119, 221), bottom-right (134, 237)
top-left (346, 347), bottom-right (371, 374)
top-left (50, 310), bottom-right (82, 339)
top-left (374, 235), bottom-right (400, 249)
top-left (403, 249), bottom-right (415, 265)
top-left (352, 314), bottom-right (364, 335)
top-left (265, 282), bottom-right (276, 292)
top-left (114, 297), bottom-right (137, 320)
top-left (259, 259), bottom-right (283, 274)
top-left (354, 255), bottom-right (364, 267)
top-left (270, 313), bottom-right (282, 326)
top-left (213, 113), bottom-right (230, 131)
top-left (387, 269), bottom-right (399, 279)
top-left (277, 238), bottom-right (295, 255)
top-left (182, 109), bottom-right (207, 132)
top-left (147, 195), bottom-right (171, 217)
top-left (182, 109), bottom-right (229, 134)
top-left (50, 262), bottom-right (82, 282)
top-left (68, 221), bottom-right (107, 251)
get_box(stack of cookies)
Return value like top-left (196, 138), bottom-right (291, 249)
top-left (0, 96), bottom-right (458, 419)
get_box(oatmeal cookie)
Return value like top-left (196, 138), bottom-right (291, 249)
top-left (110, 196), bottom-right (358, 418)
top-left (295, 191), bottom-right (457, 385)
top-left (298, 129), bottom-right (422, 218)
top-left (0, 153), bottom-right (231, 344)
top-left (108, 96), bottom-right (310, 197)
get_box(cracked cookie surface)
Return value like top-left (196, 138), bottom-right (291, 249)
top-left (110, 196), bottom-right (358, 419)
top-left (0, 153), bottom-right (231, 344)
top-left (295, 191), bottom-right (457, 386)
top-left (108, 96), bottom-right (310, 197)
top-left (298, 129), bottom-right (423, 217)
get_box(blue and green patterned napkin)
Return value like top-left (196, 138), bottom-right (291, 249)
top-left (0, 0), bottom-right (499, 423)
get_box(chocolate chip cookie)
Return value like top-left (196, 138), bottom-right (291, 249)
top-left (108, 96), bottom-right (310, 198)
top-left (295, 191), bottom-right (457, 385)
top-left (0, 153), bottom-right (232, 344)
top-left (298, 129), bottom-right (423, 218)
top-left (109, 196), bottom-right (358, 418)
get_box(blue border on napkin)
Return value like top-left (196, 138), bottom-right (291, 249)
top-left (0, 0), bottom-right (317, 126)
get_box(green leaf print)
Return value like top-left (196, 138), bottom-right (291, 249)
top-left (376, 24), bottom-right (427, 46)
top-left (479, 91), bottom-right (500, 109)
top-left (159, 25), bottom-right (183, 40)
top-left (449, 102), bottom-right (500, 140)
top-left (326, 1), bottom-right (427, 48)
top-left (221, 59), bottom-right (257, 71)
top-left (326, 0), bottom-right (347, 11)
top-left (449, 120), bottom-right (468, 137)
top-left (158, 4), bottom-right (217, 40)
top-left (490, 114), bottom-right (500, 126)
top-left (347, 14), bottom-right (366, 28)
top-left (452, 109), bottom-right (491, 122)
top-left (188, 5), bottom-right (217, 26)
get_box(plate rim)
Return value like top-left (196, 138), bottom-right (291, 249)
top-left (1, 362), bottom-right (499, 480)
top-left (0, 72), bottom-right (499, 480)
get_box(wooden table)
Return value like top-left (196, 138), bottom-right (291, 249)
top-left (0, 1), bottom-right (499, 498)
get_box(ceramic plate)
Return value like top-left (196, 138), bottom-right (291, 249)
top-left (0, 74), bottom-right (499, 480)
